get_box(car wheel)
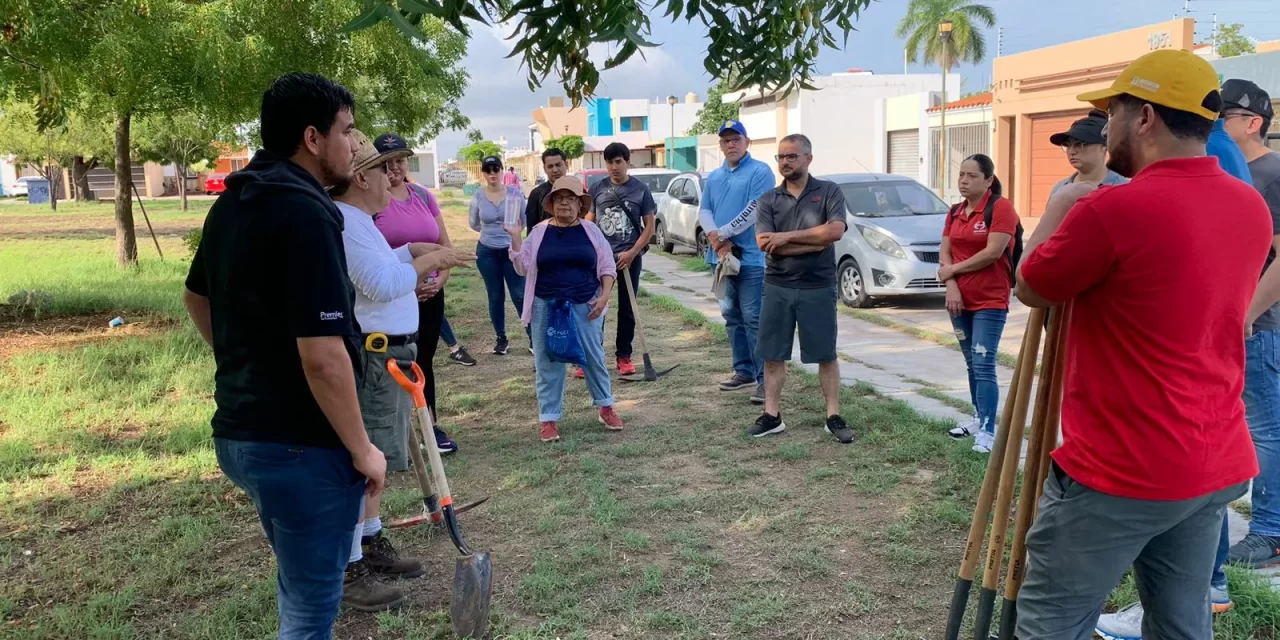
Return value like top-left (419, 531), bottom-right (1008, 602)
top-left (838, 258), bottom-right (872, 308)
top-left (655, 220), bottom-right (675, 253)
top-left (695, 228), bottom-right (708, 259)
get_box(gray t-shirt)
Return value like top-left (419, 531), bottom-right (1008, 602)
top-left (1049, 170), bottom-right (1128, 197)
top-left (756, 176), bottom-right (849, 289)
top-left (1250, 152), bottom-right (1280, 332)
top-left (590, 176), bottom-right (656, 255)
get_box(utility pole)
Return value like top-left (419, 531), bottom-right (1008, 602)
top-left (939, 20), bottom-right (953, 197)
top-left (1213, 13), bottom-right (1218, 56)
top-left (997, 27), bottom-right (1003, 58)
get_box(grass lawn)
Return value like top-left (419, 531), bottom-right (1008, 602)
top-left (0, 199), bottom-right (1276, 639)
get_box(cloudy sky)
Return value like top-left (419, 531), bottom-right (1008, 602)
top-left (435, 0), bottom-right (1280, 160)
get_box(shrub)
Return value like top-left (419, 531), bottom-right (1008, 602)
top-left (182, 228), bottom-right (202, 257)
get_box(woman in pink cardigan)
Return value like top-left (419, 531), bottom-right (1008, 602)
top-left (505, 177), bottom-right (623, 442)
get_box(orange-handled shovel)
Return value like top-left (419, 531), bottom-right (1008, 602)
top-left (388, 360), bottom-right (492, 639)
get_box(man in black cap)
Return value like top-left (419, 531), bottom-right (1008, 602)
top-left (1049, 109), bottom-right (1128, 197)
top-left (1221, 78), bottom-right (1280, 570)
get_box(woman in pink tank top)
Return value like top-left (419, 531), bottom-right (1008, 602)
top-left (372, 132), bottom-right (462, 454)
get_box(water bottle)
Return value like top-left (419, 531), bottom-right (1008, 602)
top-left (503, 195), bottom-right (521, 228)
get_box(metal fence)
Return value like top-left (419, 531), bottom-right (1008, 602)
top-left (929, 123), bottom-right (991, 202)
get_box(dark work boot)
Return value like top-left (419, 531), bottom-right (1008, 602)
top-left (361, 532), bottom-right (425, 579)
top-left (342, 559), bottom-right (406, 612)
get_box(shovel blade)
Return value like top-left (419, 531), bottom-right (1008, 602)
top-left (450, 551), bottom-right (493, 639)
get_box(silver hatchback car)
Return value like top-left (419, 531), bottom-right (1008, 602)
top-left (826, 173), bottom-right (950, 308)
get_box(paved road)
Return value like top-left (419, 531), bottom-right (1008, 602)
top-left (865, 294), bottom-right (1031, 361)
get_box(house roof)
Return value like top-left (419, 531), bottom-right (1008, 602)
top-left (926, 92), bottom-right (992, 113)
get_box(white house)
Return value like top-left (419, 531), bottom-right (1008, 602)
top-left (875, 91), bottom-right (994, 202)
top-left (727, 70), bottom-right (962, 180)
top-left (406, 139), bottom-right (439, 189)
top-left (580, 93), bottom-right (703, 169)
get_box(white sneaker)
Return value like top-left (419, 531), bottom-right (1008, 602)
top-left (1095, 603), bottom-right (1144, 640)
top-left (972, 431), bottom-right (995, 454)
top-left (948, 415), bottom-right (978, 439)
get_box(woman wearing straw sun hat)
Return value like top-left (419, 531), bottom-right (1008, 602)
top-left (504, 176), bottom-right (624, 442)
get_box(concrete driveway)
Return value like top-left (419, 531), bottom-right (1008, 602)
top-left (864, 294), bottom-right (1032, 361)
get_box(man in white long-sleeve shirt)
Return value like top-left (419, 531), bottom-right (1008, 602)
top-left (698, 120), bottom-right (777, 404)
top-left (332, 130), bottom-right (475, 612)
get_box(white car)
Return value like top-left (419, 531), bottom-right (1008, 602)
top-left (440, 169), bottom-right (469, 186)
top-left (653, 172), bottom-right (709, 255)
top-left (6, 176), bottom-right (41, 197)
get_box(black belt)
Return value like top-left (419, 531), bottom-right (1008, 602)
top-left (363, 332), bottom-right (418, 353)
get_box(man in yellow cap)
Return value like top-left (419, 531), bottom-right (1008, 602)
top-left (1012, 49), bottom-right (1273, 639)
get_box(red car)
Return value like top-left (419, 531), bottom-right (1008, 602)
top-left (204, 173), bottom-right (228, 194)
top-left (577, 169), bottom-right (608, 190)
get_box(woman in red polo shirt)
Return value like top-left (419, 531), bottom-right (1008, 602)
top-left (939, 153), bottom-right (1020, 453)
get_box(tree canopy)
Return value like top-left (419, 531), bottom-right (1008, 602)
top-left (1216, 24), bottom-right (1255, 59)
top-left (341, 0), bottom-right (875, 103)
top-left (0, 0), bottom-right (469, 265)
top-left (896, 0), bottom-right (996, 69)
top-left (544, 135), bottom-right (585, 160)
top-left (458, 140), bottom-right (503, 163)
top-left (689, 80), bottom-right (742, 135)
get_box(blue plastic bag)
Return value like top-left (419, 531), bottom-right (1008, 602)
top-left (544, 299), bottom-right (586, 365)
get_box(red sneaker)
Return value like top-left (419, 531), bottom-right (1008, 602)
top-left (574, 367), bottom-right (585, 379)
top-left (598, 406), bottom-right (624, 431)
top-left (540, 422), bottom-right (561, 442)
top-left (617, 357), bottom-right (636, 376)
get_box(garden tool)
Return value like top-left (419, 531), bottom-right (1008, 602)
top-left (389, 360), bottom-right (492, 639)
top-left (386, 423), bottom-right (489, 530)
top-left (618, 267), bottom-right (678, 382)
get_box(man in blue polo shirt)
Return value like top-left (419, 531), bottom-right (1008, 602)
top-left (699, 120), bottom-right (777, 404)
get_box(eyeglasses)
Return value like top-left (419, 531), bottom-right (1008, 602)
top-left (775, 153), bottom-right (804, 162)
top-left (550, 193), bottom-right (579, 203)
top-left (1220, 111), bottom-right (1259, 121)
top-left (1060, 142), bottom-right (1099, 153)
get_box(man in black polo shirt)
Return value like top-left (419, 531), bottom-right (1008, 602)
top-left (182, 73), bottom-right (386, 638)
top-left (752, 133), bottom-right (854, 444)
top-left (525, 147), bottom-right (569, 233)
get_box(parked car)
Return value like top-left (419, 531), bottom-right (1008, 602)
top-left (5, 176), bottom-right (41, 197)
top-left (827, 173), bottom-right (951, 308)
top-left (204, 173), bottom-right (228, 195)
top-left (577, 167), bottom-right (678, 195)
top-left (653, 171), bottom-right (709, 255)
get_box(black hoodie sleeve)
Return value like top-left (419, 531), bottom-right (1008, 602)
top-left (282, 206), bottom-right (357, 339)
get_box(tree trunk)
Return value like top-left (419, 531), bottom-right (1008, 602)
top-left (72, 157), bottom-right (97, 202)
top-left (114, 111), bottom-right (138, 267)
top-left (44, 161), bottom-right (57, 211)
top-left (178, 166), bottom-right (188, 211)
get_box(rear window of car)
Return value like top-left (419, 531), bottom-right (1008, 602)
top-left (634, 173), bottom-right (676, 193)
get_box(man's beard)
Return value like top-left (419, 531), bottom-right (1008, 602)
top-left (1106, 130), bottom-right (1136, 179)
top-left (319, 151), bottom-right (354, 187)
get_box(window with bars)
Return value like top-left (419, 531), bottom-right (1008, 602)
top-left (409, 157), bottom-right (421, 172)
top-left (928, 123), bottom-right (991, 191)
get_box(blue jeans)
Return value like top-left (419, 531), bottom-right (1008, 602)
top-left (719, 265), bottom-right (764, 383)
top-left (439, 315), bottom-right (457, 348)
top-left (1213, 513), bottom-right (1230, 589)
top-left (950, 309), bottom-right (1008, 435)
top-left (1243, 329), bottom-right (1280, 537)
top-left (531, 297), bottom-right (613, 422)
top-left (214, 439), bottom-right (366, 640)
top-left (475, 243), bottom-right (527, 340)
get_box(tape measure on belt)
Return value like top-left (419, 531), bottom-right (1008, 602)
top-left (364, 332), bottom-right (389, 353)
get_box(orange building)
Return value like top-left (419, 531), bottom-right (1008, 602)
top-left (992, 18), bottom-right (1196, 217)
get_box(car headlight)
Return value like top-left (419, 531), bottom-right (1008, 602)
top-left (858, 226), bottom-right (907, 259)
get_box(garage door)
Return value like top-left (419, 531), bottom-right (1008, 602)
top-left (1028, 111), bottom-right (1089, 216)
top-left (888, 129), bottom-right (920, 181)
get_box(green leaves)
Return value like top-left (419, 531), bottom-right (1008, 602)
top-left (895, 0), bottom-right (997, 69)
top-left (345, 0), bottom-right (875, 105)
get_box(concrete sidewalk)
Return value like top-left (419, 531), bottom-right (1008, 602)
top-left (642, 252), bottom-right (1033, 426)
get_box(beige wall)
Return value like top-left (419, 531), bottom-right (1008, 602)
top-left (992, 18), bottom-right (1196, 215)
top-left (927, 106), bottom-right (992, 128)
top-left (885, 94), bottom-right (921, 132)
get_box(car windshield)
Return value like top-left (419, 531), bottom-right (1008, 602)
top-left (839, 182), bottom-right (949, 217)
top-left (586, 173), bottom-right (609, 188)
top-left (632, 173), bottom-right (676, 192)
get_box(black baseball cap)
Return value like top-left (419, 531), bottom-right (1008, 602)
top-left (1049, 111), bottom-right (1108, 146)
top-left (481, 155), bottom-right (503, 171)
top-left (1221, 79), bottom-right (1274, 121)
top-left (373, 132), bottom-right (410, 154)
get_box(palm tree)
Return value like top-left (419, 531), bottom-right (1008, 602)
top-left (897, 0), bottom-right (997, 69)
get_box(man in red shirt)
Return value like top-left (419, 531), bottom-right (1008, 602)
top-left (1012, 49), bottom-right (1270, 639)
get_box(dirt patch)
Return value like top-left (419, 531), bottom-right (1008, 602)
top-left (0, 215), bottom-right (201, 240)
top-left (0, 314), bottom-right (174, 362)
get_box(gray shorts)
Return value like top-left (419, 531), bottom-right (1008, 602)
top-left (755, 282), bottom-right (838, 364)
top-left (358, 341), bottom-right (418, 473)
top-left (1016, 463), bottom-right (1247, 640)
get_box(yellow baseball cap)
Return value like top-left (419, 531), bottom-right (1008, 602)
top-left (1077, 49), bottom-right (1222, 121)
